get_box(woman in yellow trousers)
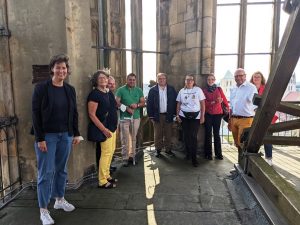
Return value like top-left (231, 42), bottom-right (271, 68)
top-left (87, 70), bottom-right (118, 188)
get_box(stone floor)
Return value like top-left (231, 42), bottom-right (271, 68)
top-left (0, 144), bottom-right (298, 225)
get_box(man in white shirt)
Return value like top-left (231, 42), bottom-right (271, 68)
top-left (147, 73), bottom-right (177, 157)
top-left (229, 68), bottom-right (257, 160)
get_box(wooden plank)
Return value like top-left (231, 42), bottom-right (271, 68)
top-left (268, 119), bottom-right (300, 133)
top-left (277, 102), bottom-right (300, 117)
top-left (263, 136), bottom-right (300, 145)
top-left (246, 4), bottom-right (300, 152)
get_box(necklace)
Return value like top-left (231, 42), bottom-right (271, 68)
top-left (97, 87), bottom-right (108, 93)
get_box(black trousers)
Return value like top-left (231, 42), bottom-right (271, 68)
top-left (180, 117), bottom-right (200, 163)
top-left (204, 113), bottom-right (223, 157)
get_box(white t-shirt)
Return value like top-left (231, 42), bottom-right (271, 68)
top-left (176, 86), bottom-right (206, 119)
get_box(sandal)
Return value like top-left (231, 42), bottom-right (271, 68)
top-left (107, 178), bottom-right (118, 183)
top-left (98, 182), bottom-right (116, 189)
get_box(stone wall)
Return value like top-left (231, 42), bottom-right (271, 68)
top-left (6, 0), bottom-right (97, 182)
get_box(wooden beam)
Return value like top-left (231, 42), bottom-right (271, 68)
top-left (263, 136), bottom-right (300, 146)
top-left (245, 4), bottom-right (300, 152)
top-left (277, 102), bottom-right (300, 117)
top-left (268, 119), bottom-right (300, 133)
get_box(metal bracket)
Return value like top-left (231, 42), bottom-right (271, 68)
top-left (0, 116), bottom-right (18, 143)
top-left (0, 116), bottom-right (18, 128)
top-left (0, 26), bottom-right (11, 37)
top-left (284, 0), bottom-right (300, 14)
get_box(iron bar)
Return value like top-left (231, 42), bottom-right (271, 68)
top-left (92, 45), bottom-right (168, 55)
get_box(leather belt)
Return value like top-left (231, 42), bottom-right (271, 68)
top-left (160, 113), bottom-right (167, 114)
top-left (231, 115), bottom-right (253, 119)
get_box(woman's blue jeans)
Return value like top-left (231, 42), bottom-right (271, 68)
top-left (264, 144), bottom-right (272, 158)
top-left (34, 132), bottom-right (72, 208)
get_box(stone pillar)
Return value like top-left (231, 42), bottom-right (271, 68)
top-left (157, 0), bottom-right (170, 74)
top-left (0, 0), bottom-right (19, 191)
top-left (106, 0), bottom-right (126, 85)
top-left (64, 0), bottom-right (98, 181)
top-left (131, 0), bottom-right (143, 88)
top-left (157, 0), bottom-right (217, 151)
top-left (200, 0), bottom-right (216, 83)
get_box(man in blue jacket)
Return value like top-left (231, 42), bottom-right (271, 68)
top-left (147, 73), bottom-right (177, 157)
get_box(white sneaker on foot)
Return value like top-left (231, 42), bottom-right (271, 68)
top-left (54, 198), bottom-right (75, 212)
top-left (40, 210), bottom-right (54, 225)
top-left (266, 158), bottom-right (273, 166)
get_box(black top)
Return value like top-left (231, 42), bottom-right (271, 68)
top-left (47, 85), bottom-right (69, 132)
top-left (87, 89), bottom-right (118, 132)
top-left (32, 79), bottom-right (80, 142)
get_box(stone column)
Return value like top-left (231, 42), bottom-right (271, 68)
top-left (131, 0), bottom-right (143, 88)
top-left (200, 0), bottom-right (216, 84)
top-left (65, 0), bottom-right (98, 181)
top-left (106, 0), bottom-right (126, 85)
top-left (0, 0), bottom-right (19, 192)
top-left (157, 0), bottom-right (170, 74)
top-left (157, 0), bottom-right (217, 151)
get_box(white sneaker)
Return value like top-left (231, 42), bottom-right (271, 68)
top-left (54, 198), bottom-right (75, 212)
top-left (40, 210), bottom-right (54, 225)
top-left (266, 158), bottom-right (273, 166)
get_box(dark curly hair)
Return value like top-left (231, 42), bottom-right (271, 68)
top-left (90, 70), bottom-right (109, 87)
top-left (49, 54), bottom-right (70, 75)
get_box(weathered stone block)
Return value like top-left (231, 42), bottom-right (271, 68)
top-left (159, 26), bottom-right (170, 39)
top-left (202, 17), bottom-right (213, 48)
top-left (182, 48), bottom-right (200, 65)
top-left (170, 22), bottom-right (186, 50)
top-left (186, 31), bottom-right (201, 48)
top-left (169, 0), bottom-right (178, 25)
top-left (159, 1), bottom-right (169, 26)
top-left (184, 0), bottom-right (196, 21)
top-left (177, 0), bottom-right (187, 14)
top-left (177, 13), bottom-right (184, 22)
top-left (158, 39), bottom-right (169, 52)
top-left (186, 19), bottom-right (197, 33)
top-left (170, 52), bottom-right (182, 72)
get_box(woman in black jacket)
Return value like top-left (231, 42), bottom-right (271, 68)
top-left (32, 54), bottom-right (81, 225)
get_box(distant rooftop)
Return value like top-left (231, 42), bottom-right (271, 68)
top-left (223, 70), bottom-right (234, 80)
top-left (283, 91), bottom-right (300, 102)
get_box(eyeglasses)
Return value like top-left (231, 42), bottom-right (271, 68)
top-left (185, 79), bottom-right (194, 81)
top-left (235, 74), bottom-right (246, 77)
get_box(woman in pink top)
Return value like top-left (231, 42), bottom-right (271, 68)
top-left (203, 74), bottom-right (229, 160)
top-left (250, 71), bottom-right (278, 166)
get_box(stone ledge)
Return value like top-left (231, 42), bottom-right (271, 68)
top-left (247, 156), bottom-right (300, 225)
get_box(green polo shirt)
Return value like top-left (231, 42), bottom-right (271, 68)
top-left (116, 85), bottom-right (144, 120)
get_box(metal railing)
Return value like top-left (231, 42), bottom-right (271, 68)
top-left (218, 101), bottom-right (300, 144)
top-left (0, 116), bottom-right (20, 205)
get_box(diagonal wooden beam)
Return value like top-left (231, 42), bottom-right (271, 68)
top-left (277, 102), bottom-right (300, 117)
top-left (268, 119), bottom-right (300, 133)
top-left (246, 4), bottom-right (300, 152)
top-left (263, 136), bottom-right (300, 146)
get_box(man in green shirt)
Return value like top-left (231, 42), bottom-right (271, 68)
top-left (116, 73), bottom-right (145, 166)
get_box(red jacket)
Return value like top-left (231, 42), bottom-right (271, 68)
top-left (258, 85), bottom-right (278, 124)
top-left (203, 87), bottom-right (229, 115)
